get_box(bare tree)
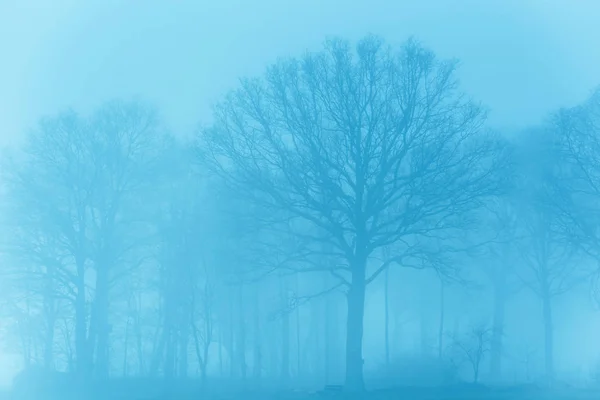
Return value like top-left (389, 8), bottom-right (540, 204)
top-left (551, 88), bottom-right (600, 258)
top-left (198, 35), bottom-right (509, 390)
top-left (1, 111), bottom-right (95, 375)
top-left (515, 207), bottom-right (578, 382)
top-left (448, 325), bottom-right (493, 384)
top-left (1, 100), bottom-right (167, 377)
top-left (190, 260), bottom-right (215, 384)
top-left (477, 197), bottom-right (521, 381)
top-left (511, 127), bottom-right (592, 383)
top-left (85, 100), bottom-right (168, 378)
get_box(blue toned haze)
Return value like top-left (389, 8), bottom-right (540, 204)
top-left (1, 0), bottom-right (599, 144)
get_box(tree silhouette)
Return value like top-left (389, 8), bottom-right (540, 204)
top-left (198, 35), bottom-right (509, 390)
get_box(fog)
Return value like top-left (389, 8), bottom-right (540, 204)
top-left (3, 0), bottom-right (600, 145)
top-left (1, 1), bottom-right (600, 399)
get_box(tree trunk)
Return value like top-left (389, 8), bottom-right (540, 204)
top-left (43, 265), bottom-right (57, 370)
top-left (308, 292), bottom-right (321, 378)
top-left (542, 291), bottom-right (554, 383)
top-left (122, 316), bottom-right (130, 376)
top-left (135, 310), bottom-right (145, 375)
top-left (164, 328), bottom-right (176, 380)
top-left (93, 267), bottom-right (111, 378)
top-left (218, 328), bottom-right (223, 377)
top-left (75, 273), bottom-right (90, 375)
top-left (295, 274), bottom-right (301, 377)
top-left (384, 266), bottom-right (390, 366)
top-left (43, 313), bottom-right (56, 371)
top-left (237, 284), bottom-right (247, 381)
top-left (227, 295), bottom-right (235, 378)
top-left (191, 322), bottom-right (208, 384)
top-left (420, 312), bottom-right (429, 357)
top-left (344, 253), bottom-right (367, 392)
top-left (61, 319), bottom-right (75, 372)
top-left (438, 278), bottom-right (445, 359)
top-left (20, 297), bottom-right (32, 368)
top-left (490, 270), bottom-right (506, 381)
top-left (149, 326), bottom-right (165, 377)
top-left (178, 325), bottom-right (189, 378)
top-left (324, 284), bottom-right (332, 384)
top-left (203, 313), bottom-right (212, 384)
top-left (253, 286), bottom-right (262, 379)
top-left (280, 280), bottom-right (290, 382)
top-left (267, 323), bottom-right (278, 379)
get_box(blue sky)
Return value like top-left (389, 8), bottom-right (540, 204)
top-left (0, 0), bottom-right (599, 146)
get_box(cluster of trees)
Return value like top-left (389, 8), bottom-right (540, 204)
top-left (0, 35), bottom-right (599, 392)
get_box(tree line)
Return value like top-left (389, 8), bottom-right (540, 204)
top-left (1, 35), bottom-right (599, 392)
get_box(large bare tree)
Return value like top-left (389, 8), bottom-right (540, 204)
top-left (198, 35), bottom-right (508, 390)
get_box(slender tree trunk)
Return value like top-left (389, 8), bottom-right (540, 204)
top-left (74, 253), bottom-right (90, 377)
top-left (135, 316), bottom-right (145, 374)
top-left (61, 319), bottom-right (75, 372)
top-left (267, 323), bottom-right (278, 379)
top-left (179, 324), bottom-right (189, 378)
top-left (295, 274), bottom-right (301, 377)
top-left (438, 278), bottom-right (445, 359)
top-left (164, 325), bottom-right (176, 380)
top-left (344, 251), bottom-right (367, 392)
top-left (202, 341), bottom-right (210, 384)
top-left (280, 279), bottom-right (290, 382)
top-left (93, 267), bottom-right (111, 378)
top-left (324, 284), bottom-right (332, 384)
top-left (490, 269), bottom-right (506, 381)
top-left (237, 283), bottom-right (247, 380)
top-left (308, 293), bottom-right (321, 378)
top-left (43, 314), bottom-right (56, 371)
top-left (43, 266), bottom-right (57, 371)
top-left (541, 290), bottom-right (554, 383)
top-left (149, 326), bottom-right (165, 377)
top-left (253, 286), bottom-right (262, 379)
top-left (384, 266), bottom-right (390, 366)
top-left (20, 297), bottom-right (32, 368)
top-left (123, 316), bottom-right (130, 376)
top-left (218, 328), bottom-right (223, 377)
top-left (227, 295), bottom-right (235, 378)
top-left (392, 305), bottom-right (403, 356)
top-left (191, 322), bottom-right (208, 383)
top-left (420, 312), bottom-right (429, 356)
top-left (203, 312), bottom-right (212, 384)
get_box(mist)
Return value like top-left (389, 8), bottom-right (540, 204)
top-left (1, 1), bottom-right (600, 399)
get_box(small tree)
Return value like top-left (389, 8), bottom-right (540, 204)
top-left (448, 325), bottom-right (493, 384)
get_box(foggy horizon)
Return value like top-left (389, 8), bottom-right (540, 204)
top-left (1, 1), bottom-right (600, 400)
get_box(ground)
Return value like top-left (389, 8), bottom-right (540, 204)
top-left (2, 383), bottom-right (600, 399)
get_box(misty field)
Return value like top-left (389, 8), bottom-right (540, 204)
top-left (4, 382), bottom-right (600, 400)
top-left (2, 1), bottom-right (600, 397)
top-left (3, 389), bottom-right (600, 400)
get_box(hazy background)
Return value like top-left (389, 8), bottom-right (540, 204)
top-left (1, 0), bottom-right (600, 148)
top-left (1, 0), bottom-right (600, 389)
